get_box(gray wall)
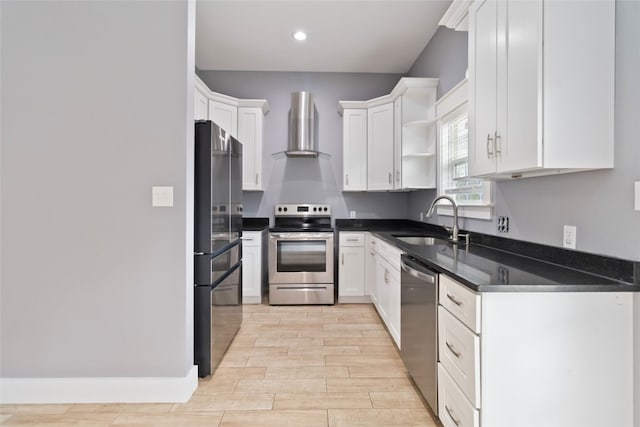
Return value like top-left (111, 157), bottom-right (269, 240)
top-left (197, 71), bottom-right (409, 223)
top-left (1, 1), bottom-right (194, 378)
top-left (408, 26), bottom-right (469, 98)
top-left (406, 26), bottom-right (468, 232)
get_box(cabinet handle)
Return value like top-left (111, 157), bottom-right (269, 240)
top-left (446, 293), bottom-right (463, 306)
top-left (255, 173), bottom-right (259, 185)
top-left (445, 405), bottom-right (461, 427)
top-left (341, 253), bottom-right (344, 265)
top-left (486, 133), bottom-right (494, 158)
top-left (384, 269), bottom-right (390, 284)
top-left (388, 172), bottom-right (392, 184)
top-left (495, 131), bottom-right (501, 156)
top-left (345, 174), bottom-right (349, 186)
top-left (346, 238), bottom-right (358, 242)
top-left (445, 341), bottom-right (462, 358)
top-left (396, 170), bottom-right (400, 183)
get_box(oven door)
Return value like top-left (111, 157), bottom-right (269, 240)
top-left (269, 232), bottom-right (334, 284)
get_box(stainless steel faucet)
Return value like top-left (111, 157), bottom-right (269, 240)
top-left (425, 195), bottom-right (459, 241)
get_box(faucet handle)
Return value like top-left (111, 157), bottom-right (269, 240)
top-left (457, 232), bottom-right (470, 246)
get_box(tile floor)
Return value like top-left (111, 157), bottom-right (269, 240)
top-left (0, 303), bottom-right (439, 426)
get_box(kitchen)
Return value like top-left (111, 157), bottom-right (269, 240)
top-left (1, 0), bottom-right (639, 426)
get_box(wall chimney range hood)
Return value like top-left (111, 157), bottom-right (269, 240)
top-left (286, 91), bottom-right (318, 157)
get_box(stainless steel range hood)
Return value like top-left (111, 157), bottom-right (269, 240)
top-left (286, 91), bottom-right (318, 157)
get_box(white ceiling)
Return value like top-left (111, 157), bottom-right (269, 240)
top-left (196, 0), bottom-right (452, 73)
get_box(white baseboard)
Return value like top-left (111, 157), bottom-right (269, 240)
top-left (0, 365), bottom-right (198, 404)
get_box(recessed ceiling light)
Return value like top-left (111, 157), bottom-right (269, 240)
top-left (293, 31), bottom-right (307, 41)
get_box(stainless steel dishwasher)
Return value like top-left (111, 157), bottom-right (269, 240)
top-left (400, 254), bottom-right (438, 415)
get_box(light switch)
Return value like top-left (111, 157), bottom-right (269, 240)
top-left (152, 186), bottom-right (174, 207)
top-left (635, 181), bottom-right (640, 211)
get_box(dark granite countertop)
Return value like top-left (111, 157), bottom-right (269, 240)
top-left (335, 219), bottom-right (640, 293)
top-left (243, 217), bottom-right (269, 231)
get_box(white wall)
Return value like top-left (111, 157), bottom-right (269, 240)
top-left (1, 0), bottom-right (195, 400)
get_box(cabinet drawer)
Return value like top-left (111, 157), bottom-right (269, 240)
top-left (438, 307), bottom-right (480, 407)
top-left (242, 231), bottom-right (261, 247)
top-left (340, 232), bottom-right (365, 247)
top-left (438, 363), bottom-right (479, 427)
top-left (439, 275), bottom-right (481, 333)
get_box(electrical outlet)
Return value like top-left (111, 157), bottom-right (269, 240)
top-left (563, 225), bottom-right (577, 249)
top-left (497, 216), bottom-right (509, 233)
top-left (350, 210), bottom-right (356, 219)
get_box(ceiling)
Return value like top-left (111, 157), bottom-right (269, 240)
top-left (195, 0), bottom-right (452, 74)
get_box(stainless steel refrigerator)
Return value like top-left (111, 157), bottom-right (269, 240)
top-left (194, 120), bottom-right (243, 378)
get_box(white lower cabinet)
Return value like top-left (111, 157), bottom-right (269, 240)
top-left (369, 234), bottom-right (402, 348)
top-left (438, 306), bottom-right (480, 408)
top-left (437, 274), bottom-right (634, 427)
top-left (365, 233), bottom-right (378, 305)
top-left (438, 364), bottom-right (479, 427)
top-left (242, 231), bottom-right (262, 304)
top-left (338, 232), bottom-right (368, 303)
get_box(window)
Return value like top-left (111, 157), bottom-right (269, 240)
top-left (436, 80), bottom-right (492, 219)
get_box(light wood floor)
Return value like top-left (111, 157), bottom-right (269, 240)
top-left (0, 303), bottom-right (439, 426)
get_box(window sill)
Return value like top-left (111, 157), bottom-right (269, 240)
top-left (436, 205), bottom-right (493, 220)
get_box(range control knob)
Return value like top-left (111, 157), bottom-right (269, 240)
top-left (323, 207), bottom-right (328, 211)
top-left (277, 207), bottom-right (282, 212)
top-left (313, 207), bottom-right (317, 212)
top-left (283, 207), bottom-right (288, 212)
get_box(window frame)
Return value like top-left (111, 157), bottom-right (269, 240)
top-left (435, 79), bottom-right (493, 220)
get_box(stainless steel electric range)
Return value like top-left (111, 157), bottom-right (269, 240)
top-left (268, 204), bottom-right (334, 305)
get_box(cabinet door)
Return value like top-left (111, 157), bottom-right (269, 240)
top-left (195, 89), bottom-right (209, 121)
top-left (338, 246), bottom-right (365, 297)
top-left (367, 103), bottom-right (395, 190)
top-left (238, 107), bottom-right (263, 191)
top-left (388, 264), bottom-right (401, 348)
top-left (393, 97), bottom-right (402, 189)
top-left (499, 0), bottom-right (541, 174)
top-left (375, 259), bottom-right (389, 322)
top-left (242, 244), bottom-right (261, 303)
top-left (242, 232), bottom-right (261, 303)
top-left (209, 100), bottom-right (238, 138)
top-left (342, 109), bottom-right (368, 191)
top-left (365, 235), bottom-right (377, 304)
top-left (468, 0), bottom-right (499, 177)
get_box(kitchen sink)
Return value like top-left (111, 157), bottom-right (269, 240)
top-left (392, 235), bottom-right (452, 246)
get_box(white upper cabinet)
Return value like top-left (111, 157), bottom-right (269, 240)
top-left (339, 78), bottom-right (439, 192)
top-left (341, 109), bottom-right (368, 191)
top-left (208, 100), bottom-right (238, 138)
top-left (238, 107), bottom-right (264, 191)
top-left (367, 103), bottom-right (395, 191)
top-left (194, 88), bottom-right (209, 121)
top-left (195, 75), bottom-right (268, 191)
top-left (468, 0), bottom-right (615, 179)
top-left (398, 86), bottom-right (438, 189)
